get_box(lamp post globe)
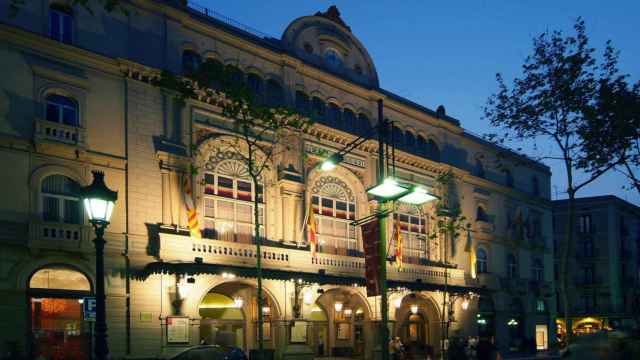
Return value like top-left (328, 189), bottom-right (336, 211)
top-left (81, 170), bottom-right (117, 360)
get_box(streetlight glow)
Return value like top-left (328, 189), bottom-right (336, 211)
top-left (367, 177), bottom-right (411, 199)
top-left (398, 186), bottom-right (438, 205)
top-left (461, 298), bottom-right (470, 311)
top-left (320, 153), bottom-right (344, 172)
top-left (81, 171), bottom-right (117, 224)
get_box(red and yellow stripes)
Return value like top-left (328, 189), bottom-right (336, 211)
top-left (183, 175), bottom-right (201, 239)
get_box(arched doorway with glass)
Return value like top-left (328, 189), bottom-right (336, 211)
top-left (393, 292), bottom-right (441, 358)
top-left (198, 281), bottom-right (280, 353)
top-left (27, 264), bottom-right (93, 360)
top-left (315, 287), bottom-right (371, 358)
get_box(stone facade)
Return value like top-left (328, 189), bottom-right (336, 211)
top-left (0, 1), bottom-right (555, 358)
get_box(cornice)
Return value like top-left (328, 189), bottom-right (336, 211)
top-left (0, 24), bottom-right (121, 77)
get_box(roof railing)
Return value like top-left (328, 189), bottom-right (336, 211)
top-left (186, 1), bottom-right (275, 40)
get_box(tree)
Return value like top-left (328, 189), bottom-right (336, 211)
top-left (483, 18), bottom-right (626, 344)
top-left (8, 0), bottom-right (129, 17)
top-left (578, 77), bottom-right (640, 194)
top-left (152, 60), bottom-right (312, 357)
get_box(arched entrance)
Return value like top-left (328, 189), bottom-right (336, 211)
top-left (198, 281), bottom-right (280, 353)
top-left (394, 293), bottom-right (440, 358)
top-left (315, 287), bottom-right (371, 357)
top-left (27, 265), bottom-right (93, 360)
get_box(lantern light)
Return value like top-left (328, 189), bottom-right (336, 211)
top-left (410, 305), bottom-right (419, 315)
top-left (394, 297), bottom-right (402, 309)
top-left (81, 171), bottom-right (118, 225)
top-left (461, 298), bottom-right (470, 311)
top-left (234, 297), bottom-right (244, 308)
top-left (334, 302), bottom-right (343, 312)
top-left (303, 289), bottom-right (314, 305)
top-left (367, 178), bottom-right (411, 199)
top-left (320, 154), bottom-right (344, 172)
top-left (398, 186), bottom-right (438, 205)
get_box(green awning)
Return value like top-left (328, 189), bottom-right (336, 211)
top-left (134, 261), bottom-right (487, 295)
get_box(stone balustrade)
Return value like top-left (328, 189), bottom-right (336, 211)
top-left (29, 220), bottom-right (92, 252)
top-left (159, 232), bottom-right (466, 286)
top-left (34, 118), bottom-right (86, 147)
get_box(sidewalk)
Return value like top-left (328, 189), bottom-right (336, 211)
top-left (502, 350), bottom-right (560, 359)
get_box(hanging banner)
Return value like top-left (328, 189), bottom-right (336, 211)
top-left (361, 219), bottom-right (381, 297)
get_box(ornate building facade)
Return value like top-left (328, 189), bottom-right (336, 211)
top-left (0, 1), bottom-right (555, 358)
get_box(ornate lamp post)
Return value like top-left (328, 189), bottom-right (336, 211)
top-left (81, 171), bottom-right (117, 360)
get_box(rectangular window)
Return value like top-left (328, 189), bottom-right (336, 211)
top-left (313, 195), bottom-right (358, 256)
top-left (204, 174), bottom-right (215, 195)
top-left (236, 181), bottom-right (252, 202)
top-left (49, 10), bottom-right (72, 44)
top-left (42, 196), bottom-right (59, 222)
top-left (216, 176), bottom-right (234, 198)
top-left (579, 215), bottom-right (592, 233)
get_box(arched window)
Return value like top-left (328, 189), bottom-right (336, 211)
top-left (30, 266), bottom-right (91, 291)
top-left (507, 253), bottom-right (518, 279)
top-left (357, 114), bottom-right (371, 137)
top-left (46, 94), bottom-right (79, 127)
top-left (201, 160), bottom-right (264, 243)
top-left (532, 258), bottom-right (544, 282)
top-left (405, 131), bottom-right (416, 150)
top-left (532, 176), bottom-right (540, 196)
top-left (200, 58), bottom-right (224, 89)
top-left (295, 91), bottom-right (310, 115)
top-left (417, 136), bottom-right (427, 157)
top-left (182, 50), bottom-right (201, 75)
top-left (505, 169), bottom-right (514, 188)
top-left (393, 206), bottom-right (428, 264)
top-left (392, 125), bottom-right (404, 149)
top-left (41, 175), bottom-right (81, 224)
top-left (49, 4), bottom-right (73, 44)
top-left (311, 177), bottom-right (357, 256)
top-left (343, 108), bottom-right (356, 134)
top-left (476, 248), bottom-right (488, 274)
top-left (474, 159), bottom-right (485, 178)
top-left (427, 139), bottom-right (440, 162)
top-left (246, 73), bottom-right (264, 104)
top-left (324, 48), bottom-right (343, 68)
top-left (327, 103), bottom-right (342, 129)
top-left (476, 206), bottom-right (489, 222)
top-left (227, 66), bottom-right (244, 86)
top-left (311, 97), bottom-right (326, 122)
top-left (265, 79), bottom-right (284, 107)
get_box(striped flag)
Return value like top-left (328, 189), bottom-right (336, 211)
top-left (307, 201), bottom-right (318, 257)
top-left (183, 175), bottom-right (201, 239)
top-left (394, 217), bottom-right (403, 269)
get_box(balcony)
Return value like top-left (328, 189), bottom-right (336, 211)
top-left (28, 220), bottom-right (92, 252)
top-left (155, 231), bottom-right (467, 287)
top-left (470, 272), bottom-right (500, 289)
top-left (34, 118), bottom-right (86, 148)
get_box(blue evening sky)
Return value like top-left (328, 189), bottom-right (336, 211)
top-left (198, 1), bottom-right (640, 205)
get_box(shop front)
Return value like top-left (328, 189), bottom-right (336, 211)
top-left (27, 265), bottom-right (93, 360)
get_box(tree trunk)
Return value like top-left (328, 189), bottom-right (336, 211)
top-left (560, 189), bottom-right (576, 345)
top-left (253, 175), bottom-right (264, 359)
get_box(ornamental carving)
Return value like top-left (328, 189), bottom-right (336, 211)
top-left (312, 176), bottom-right (354, 202)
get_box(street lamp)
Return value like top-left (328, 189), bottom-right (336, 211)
top-left (81, 170), bottom-right (117, 360)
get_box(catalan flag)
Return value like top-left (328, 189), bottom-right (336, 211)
top-left (183, 175), bottom-right (201, 239)
top-left (394, 216), bottom-right (403, 269)
top-left (307, 201), bottom-right (318, 257)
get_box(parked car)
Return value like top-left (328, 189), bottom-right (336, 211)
top-left (168, 345), bottom-right (247, 360)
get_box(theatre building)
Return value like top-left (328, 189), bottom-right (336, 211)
top-left (0, 1), bottom-right (555, 358)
